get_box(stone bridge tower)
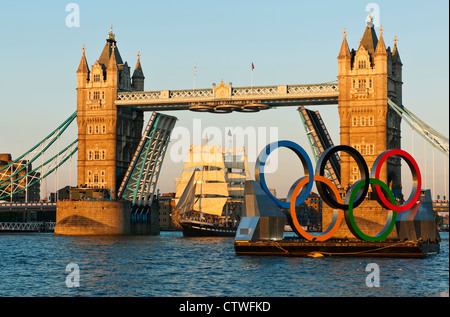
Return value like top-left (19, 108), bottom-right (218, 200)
top-left (322, 20), bottom-right (403, 239)
top-left (337, 20), bottom-right (403, 196)
top-left (76, 28), bottom-right (145, 198)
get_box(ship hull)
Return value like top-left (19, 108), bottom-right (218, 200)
top-left (177, 219), bottom-right (236, 237)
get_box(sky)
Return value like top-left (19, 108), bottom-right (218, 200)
top-left (0, 0), bottom-right (448, 200)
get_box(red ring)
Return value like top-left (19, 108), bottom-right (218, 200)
top-left (373, 149), bottom-right (422, 212)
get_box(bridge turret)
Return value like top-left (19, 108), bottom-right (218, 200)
top-left (106, 43), bottom-right (119, 87)
top-left (338, 28), bottom-right (351, 74)
top-left (373, 26), bottom-right (388, 73)
top-left (76, 45), bottom-right (90, 88)
top-left (132, 51), bottom-right (145, 91)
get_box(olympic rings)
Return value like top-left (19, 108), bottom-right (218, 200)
top-left (256, 141), bottom-right (422, 242)
top-left (289, 175), bottom-right (344, 241)
top-left (371, 149), bottom-right (422, 213)
top-left (255, 141), bottom-right (314, 209)
top-left (316, 145), bottom-right (370, 210)
top-left (345, 178), bottom-right (397, 241)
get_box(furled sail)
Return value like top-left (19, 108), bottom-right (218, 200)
top-left (223, 149), bottom-right (249, 202)
top-left (174, 170), bottom-right (198, 216)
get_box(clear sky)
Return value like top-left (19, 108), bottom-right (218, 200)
top-left (0, 0), bottom-right (448, 199)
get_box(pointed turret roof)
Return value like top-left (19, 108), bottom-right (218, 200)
top-left (77, 44), bottom-right (90, 73)
top-left (338, 28), bottom-right (351, 59)
top-left (359, 24), bottom-right (378, 54)
top-left (107, 42), bottom-right (118, 72)
top-left (98, 26), bottom-right (123, 69)
top-left (392, 36), bottom-right (402, 63)
top-left (374, 26), bottom-right (387, 56)
top-left (132, 51), bottom-right (145, 79)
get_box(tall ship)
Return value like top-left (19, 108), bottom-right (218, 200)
top-left (173, 145), bottom-right (249, 237)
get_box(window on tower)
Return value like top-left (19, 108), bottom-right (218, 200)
top-left (93, 74), bottom-right (101, 82)
top-left (358, 79), bottom-right (366, 88)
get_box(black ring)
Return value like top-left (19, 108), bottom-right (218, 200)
top-left (315, 145), bottom-right (369, 210)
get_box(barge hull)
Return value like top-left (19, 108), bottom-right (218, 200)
top-left (234, 240), bottom-right (440, 258)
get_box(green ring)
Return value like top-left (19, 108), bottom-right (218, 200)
top-left (345, 178), bottom-right (397, 242)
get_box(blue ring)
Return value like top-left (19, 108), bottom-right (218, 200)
top-left (255, 141), bottom-right (314, 209)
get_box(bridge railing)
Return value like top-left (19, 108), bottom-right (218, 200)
top-left (0, 221), bottom-right (55, 232)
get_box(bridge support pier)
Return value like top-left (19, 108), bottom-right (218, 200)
top-left (55, 200), bottom-right (159, 236)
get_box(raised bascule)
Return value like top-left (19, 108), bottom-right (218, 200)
top-left (1, 20), bottom-right (448, 239)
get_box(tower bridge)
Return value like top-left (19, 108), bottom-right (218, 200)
top-left (1, 21), bottom-right (448, 236)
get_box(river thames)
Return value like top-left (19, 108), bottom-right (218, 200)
top-left (0, 231), bottom-right (447, 297)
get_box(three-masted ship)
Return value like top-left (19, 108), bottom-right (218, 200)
top-left (173, 145), bottom-right (248, 237)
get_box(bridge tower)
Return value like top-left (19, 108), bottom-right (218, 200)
top-left (322, 19), bottom-right (403, 240)
top-left (76, 27), bottom-right (144, 198)
top-left (337, 20), bottom-right (403, 194)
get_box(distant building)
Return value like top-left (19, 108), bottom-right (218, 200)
top-left (280, 192), bottom-right (322, 230)
top-left (158, 192), bottom-right (178, 230)
top-left (0, 153), bottom-right (40, 202)
top-left (433, 200), bottom-right (449, 227)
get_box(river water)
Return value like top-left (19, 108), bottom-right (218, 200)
top-left (0, 231), bottom-right (448, 297)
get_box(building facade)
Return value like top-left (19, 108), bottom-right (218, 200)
top-left (159, 193), bottom-right (178, 230)
top-left (323, 20), bottom-right (404, 240)
top-left (337, 21), bottom-right (403, 193)
top-left (0, 153), bottom-right (41, 202)
top-left (76, 28), bottom-right (145, 198)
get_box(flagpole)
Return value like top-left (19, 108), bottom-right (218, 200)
top-left (251, 62), bottom-right (254, 89)
top-left (193, 65), bottom-right (197, 90)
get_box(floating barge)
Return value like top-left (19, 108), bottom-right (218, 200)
top-left (234, 239), bottom-right (440, 259)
